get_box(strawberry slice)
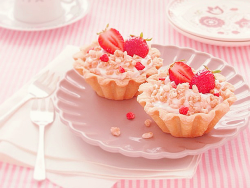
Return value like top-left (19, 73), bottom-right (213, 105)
top-left (98, 25), bottom-right (124, 54)
top-left (169, 61), bottom-right (194, 85)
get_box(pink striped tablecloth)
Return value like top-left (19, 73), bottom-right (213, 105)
top-left (0, 0), bottom-right (250, 187)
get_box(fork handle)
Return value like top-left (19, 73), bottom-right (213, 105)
top-left (33, 125), bottom-right (46, 181)
top-left (0, 94), bottom-right (33, 125)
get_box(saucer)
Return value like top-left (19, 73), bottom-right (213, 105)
top-left (0, 0), bottom-right (89, 31)
top-left (167, 17), bottom-right (250, 46)
top-left (167, 0), bottom-right (250, 42)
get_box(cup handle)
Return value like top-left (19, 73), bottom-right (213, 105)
top-left (61, 0), bottom-right (74, 3)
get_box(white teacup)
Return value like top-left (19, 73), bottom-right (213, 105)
top-left (13, 0), bottom-right (74, 24)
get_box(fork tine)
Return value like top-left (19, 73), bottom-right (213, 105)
top-left (31, 99), bottom-right (39, 111)
top-left (43, 72), bottom-right (56, 86)
top-left (36, 70), bottom-right (49, 83)
top-left (40, 98), bottom-right (46, 111)
top-left (48, 99), bottom-right (54, 113)
top-left (48, 75), bottom-right (60, 89)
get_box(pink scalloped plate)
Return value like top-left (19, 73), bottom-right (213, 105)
top-left (54, 44), bottom-right (250, 159)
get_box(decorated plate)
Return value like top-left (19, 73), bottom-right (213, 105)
top-left (167, 0), bottom-right (250, 41)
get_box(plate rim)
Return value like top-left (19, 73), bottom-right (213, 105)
top-left (166, 15), bottom-right (250, 46)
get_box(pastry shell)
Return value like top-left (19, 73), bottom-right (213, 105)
top-left (137, 72), bottom-right (237, 138)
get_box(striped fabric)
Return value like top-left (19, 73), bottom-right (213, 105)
top-left (0, 0), bottom-right (250, 187)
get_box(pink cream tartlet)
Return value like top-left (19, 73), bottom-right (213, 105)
top-left (137, 64), bottom-right (236, 138)
top-left (73, 40), bottom-right (162, 100)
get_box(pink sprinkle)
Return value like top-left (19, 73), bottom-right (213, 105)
top-left (135, 62), bottom-right (145, 70)
top-left (100, 54), bottom-right (109, 62)
top-left (159, 77), bottom-right (166, 81)
top-left (119, 66), bottom-right (125, 73)
top-left (126, 112), bottom-right (135, 120)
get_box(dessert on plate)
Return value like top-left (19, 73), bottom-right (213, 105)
top-left (137, 61), bottom-right (237, 138)
top-left (73, 25), bottom-right (163, 100)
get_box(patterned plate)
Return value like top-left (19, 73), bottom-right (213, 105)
top-left (167, 0), bottom-right (250, 41)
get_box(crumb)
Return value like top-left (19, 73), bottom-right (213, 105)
top-left (110, 127), bottom-right (121, 136)
top-left (142, 132), bottom-right (154, 139)
top-left (144, 119), bottom-right (152, 127)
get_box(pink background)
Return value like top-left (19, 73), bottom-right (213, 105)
top-left (0, 0), bottom-right (250, 187)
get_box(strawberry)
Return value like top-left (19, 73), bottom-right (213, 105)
top-left (124, 33), bottom-right (151, 58)
top-left (98, 24), bottom-right (124, 54)
top-left (168, 61), bottom-right (194, 85)
top-left (190, 66), bottom-right (220, 94)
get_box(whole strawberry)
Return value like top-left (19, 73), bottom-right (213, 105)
top-left (98, 24), bottom-right (124, 54)
top-left (190, 67), bottom-right (220, 94)
top-left (124, 33), bottom-right (151, 58)
top-left (169, 61), bottom-right (194, 85)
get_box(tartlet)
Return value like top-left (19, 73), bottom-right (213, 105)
top-left (137, 62), bottom-right (237, 138)
top-left (73, 28), bottom-right (163, 100)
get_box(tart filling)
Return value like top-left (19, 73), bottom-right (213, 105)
top-left (74, 42), bottom-right (161, 80)
top-left (150, 74), bottom-right (234, 115)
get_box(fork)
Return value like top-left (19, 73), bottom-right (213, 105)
top-left (0, 71), bottom-right (59, 124)
top-left (30, 99), bottom-right (55, 181)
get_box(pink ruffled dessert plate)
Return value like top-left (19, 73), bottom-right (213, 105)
top-left (54, 44), bottom-right (250, 159)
